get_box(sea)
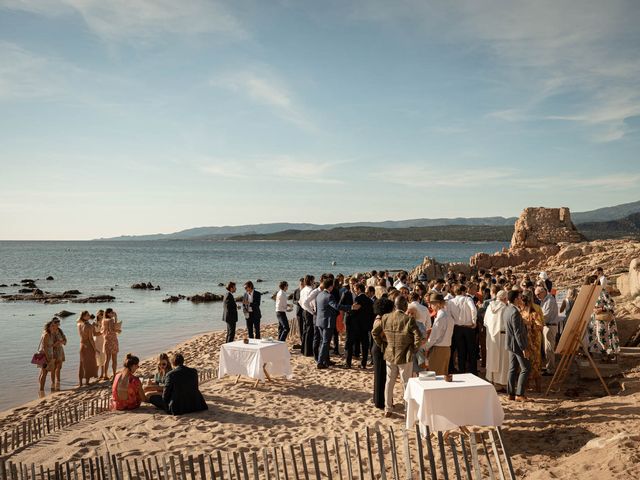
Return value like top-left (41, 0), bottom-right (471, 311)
top-left (0, 240), bottom-right (508, 412)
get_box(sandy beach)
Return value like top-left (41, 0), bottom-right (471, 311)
top-left (2, 308), bottom-right (640, 479)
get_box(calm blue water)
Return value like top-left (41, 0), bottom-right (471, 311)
top-left (0, 240), bottom-right (508, 411)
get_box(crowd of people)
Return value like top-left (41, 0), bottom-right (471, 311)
top-left (218, 266), bottom-right (619, 417)
top-left (34, 265), bottom-right (619, 418)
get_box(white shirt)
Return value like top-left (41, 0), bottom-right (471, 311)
top-left (299, 286), bottom-right (313, 314)
top-left (425, 309), bottom-right (454, 349)
top-left (303, 287), bottom-right (321, 314)
top-left (366, 276), bottom-right (377, 288)
top-left (394, 280), bottom-right (409, 290)
top-left (408, 301), bottom-right (431, 329)
top-left (275, 289), bottom-right (288, 313)
top-left (447, 294), bottom-right (477, 327)
top-left (599, 275), bottom-right (608, 287)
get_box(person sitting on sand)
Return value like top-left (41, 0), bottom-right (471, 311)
top-left (143, 353), bottom-right (171, 394)
top-left (111, 354), bottom-right (146, 411)
top-left (148, 353), bottom-right (208, 415)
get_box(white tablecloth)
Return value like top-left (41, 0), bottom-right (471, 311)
top-left (218, 340), bottom-right (293, 381)
top-left (404, 374), bottom-right (504, 432)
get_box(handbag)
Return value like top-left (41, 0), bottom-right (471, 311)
top-left (31, 337), bottom-right (46, 367)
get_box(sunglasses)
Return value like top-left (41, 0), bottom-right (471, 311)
top-left (160, 363), bottom-right (168, 367)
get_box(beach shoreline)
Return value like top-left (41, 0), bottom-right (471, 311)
top-left (2, 310), bottom-right (640, 479)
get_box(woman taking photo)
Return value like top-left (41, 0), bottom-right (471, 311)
top-left (111, 354), bottom-right (146, 411)
top-left (38, 320), bottom-right (56, 392)
top-left (102, 308), bottom-right (121, 380)
top-left (77, 311), bottom-right (100, 387)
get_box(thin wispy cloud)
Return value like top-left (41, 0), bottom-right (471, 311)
top-left (0, 42), bottom-right (65, 100)
top-left (211, 69), bottom-right (316, 132)
top-left (200, 155), bottom-right (345, 185)
top-left (0, 0), bottom-right (246, 43)
top-left (371, 163), bottom-right (516, 189)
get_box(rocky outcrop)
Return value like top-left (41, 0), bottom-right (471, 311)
top-left (187, 292), bottom-right (223, 303)
top-left (1, 290), bottom-right (114, 304)
top-left (46, 276), bottom-right (54, 281)
top-left (163, 295), bottom-right (186, 303)
top-left (511, 207), bottom-right (585, 248)
top-left (617, 257), bottom-right (640, 299)
top-left (410, 257), bottom-right (470, 281)
top-left (470, 207), bottom-right (587, 272)
top-left (131, 282), bottom-right (161, 291)
top-left (55, 310), bottom-right (75, 317)
top-left (72, 295), bottom-right (116, 304)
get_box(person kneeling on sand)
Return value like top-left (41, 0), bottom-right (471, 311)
top-left (148, 353), bottom-right (208, 415)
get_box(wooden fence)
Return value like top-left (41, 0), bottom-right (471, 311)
top-left (0, 425), bottom-right (516, 480)
top-left (0, 369), bottom-right (217, 456)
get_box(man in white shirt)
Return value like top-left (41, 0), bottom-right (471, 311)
top-left (447, 284), bottom-right (478, 375)
top-left (299, 275), bottom-right (315, 357)
top-left (275, 281), bottom-right (290, 342)
top-left (393, 272), bottom-right (409, 290)
top-left (366, 271), bottom-right (378, 288)
top-left (424, 293), bottom-right (455, 375)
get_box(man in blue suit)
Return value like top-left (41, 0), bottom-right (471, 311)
top-left (315, 279), bottom-right (359, 369)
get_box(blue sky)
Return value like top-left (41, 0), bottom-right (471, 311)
top-left (1, 0), bottom-right (639, 240)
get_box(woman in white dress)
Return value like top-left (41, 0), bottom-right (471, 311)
top-left (94, 310), bottom-right (107, 380)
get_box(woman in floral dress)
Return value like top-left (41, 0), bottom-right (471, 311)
top-left (521, 291), bottom-right (544, 392)
top-left (587, 283), bottom-right (620, 362)
top-left (102, 308), bottom-right (122, 380)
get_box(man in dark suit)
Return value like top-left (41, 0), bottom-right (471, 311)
top-left (346, 283), bottom-right (374, 369)
top-left (222, 282), bottom-right (238, 343)
top-left (242, 281), bottom-right (262, 339)
top-left (505, 290), bottom-right (530, 401)
top-left (149, 353), bottom-right (208, 415)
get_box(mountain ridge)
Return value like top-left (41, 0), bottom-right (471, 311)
top-left (94, 200), bottom-right (640, 241)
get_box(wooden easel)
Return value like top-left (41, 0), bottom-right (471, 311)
top-left (233, 363), bottom-right (273, 388)
top-left (545, 284), bottom-right (611, 396)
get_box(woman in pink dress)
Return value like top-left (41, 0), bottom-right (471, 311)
top-left (111, 354), bottom-right (146, 411)
top-left (102, 308), bottom-right (121, 380)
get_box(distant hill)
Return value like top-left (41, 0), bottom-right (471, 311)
top-left (94, 200), bottom-right (640, 241)
top-left (228, 225), bottom-right (515, 242)
top-left (577, 212), bottom-right (640, 240)
top-left (571, 200), bottom-right (640, 224)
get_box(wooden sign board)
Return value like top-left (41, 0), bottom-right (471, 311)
top-left (555, 284), bottom-right (602, 355)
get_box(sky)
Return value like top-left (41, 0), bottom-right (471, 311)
top-left (1, 0), bottom-right (639, 240)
